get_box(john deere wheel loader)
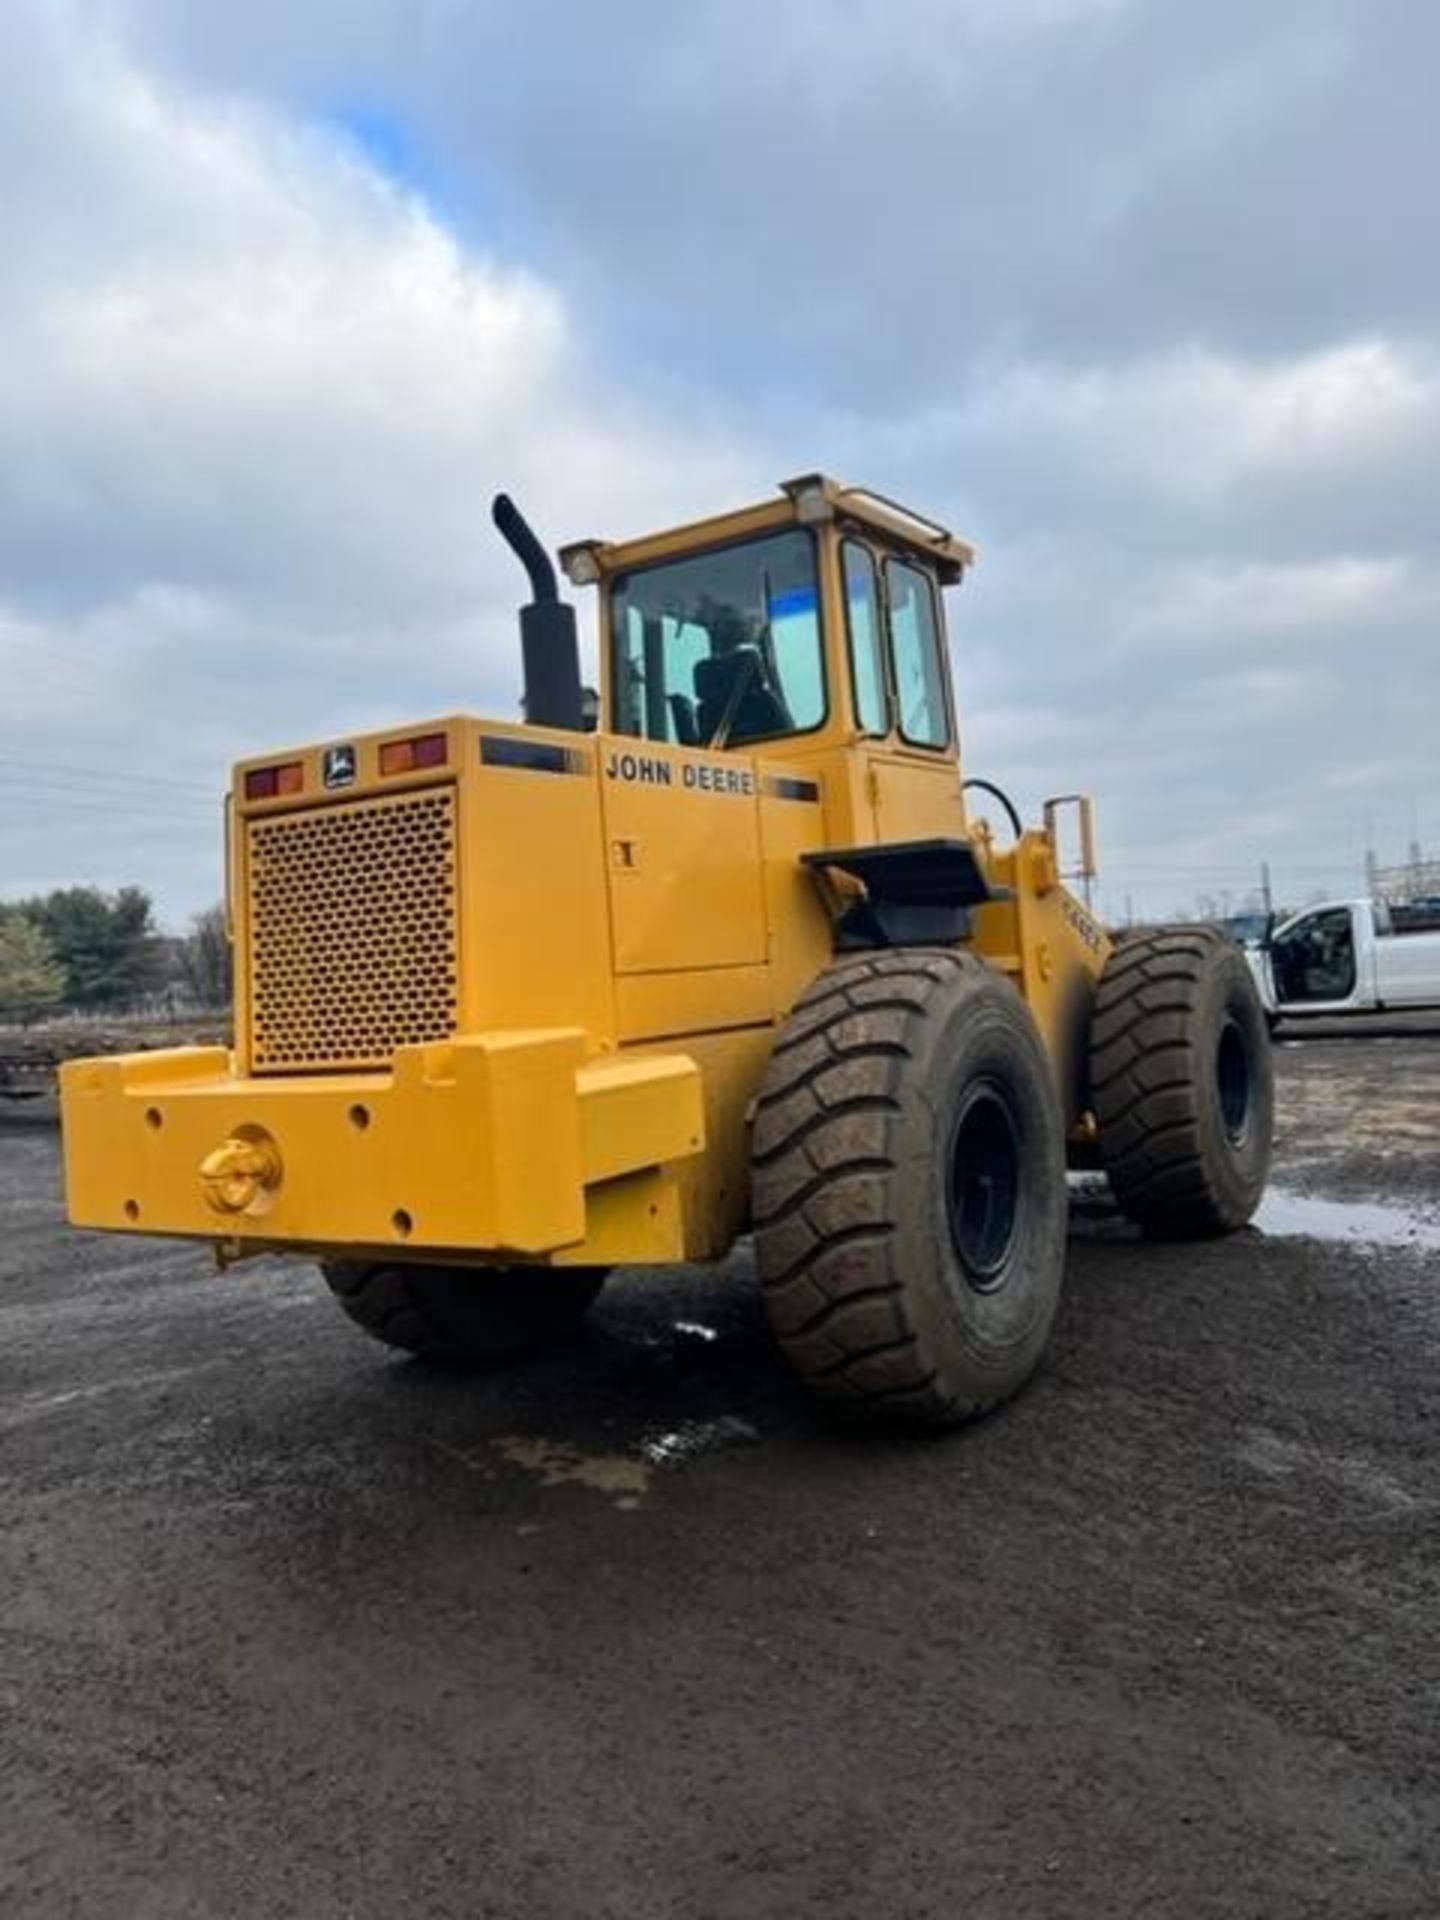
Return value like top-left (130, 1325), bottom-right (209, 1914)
top-left (61, 476), bottom-right (1273, 1426)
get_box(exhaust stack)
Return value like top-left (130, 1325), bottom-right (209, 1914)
top-left (491, 493), bottom-right (584, 732)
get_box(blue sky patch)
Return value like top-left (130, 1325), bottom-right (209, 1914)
top-left (326, 98), bottom-right (439, 203)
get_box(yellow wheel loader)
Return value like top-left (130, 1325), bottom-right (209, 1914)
top-left (60, 476), bottom-right (1273, 1426)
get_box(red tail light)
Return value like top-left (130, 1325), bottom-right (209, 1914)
top-left (245, 762), bottom-right (303, 800)
top-left (379, 733), bottom-right (448, 776)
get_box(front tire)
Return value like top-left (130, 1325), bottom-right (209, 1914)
top-left (1090, 926), bottom-right (1273, 1237)
top-left (752, 950), bottom-right (1068, 1428)
top-left (320, 1261), bottom-right (607, 1364)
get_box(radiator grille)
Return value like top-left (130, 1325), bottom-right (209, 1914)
top-left (246, 787), bottom-right (459, 1070)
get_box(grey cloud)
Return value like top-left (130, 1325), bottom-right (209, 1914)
top-left (0, 8), bottom-right (761, 916)
top-left (113, 0), bottom-right (1440, 395)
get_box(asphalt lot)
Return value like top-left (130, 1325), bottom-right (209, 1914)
top-left (2, 1026), bottom-right (1438, 1919)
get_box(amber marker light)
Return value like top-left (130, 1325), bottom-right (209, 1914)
top-left (379, 733), bottom-right (448, 776)
top-left (244, 762), bottom-right (304, 799)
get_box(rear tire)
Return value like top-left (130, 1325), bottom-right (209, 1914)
top-left (1091, 926), bottom-right (1273, 1237)
top-left (320, 1261), bottom-right (607, 1364)
top-left (752, 950), bottom-right (1067, 1428)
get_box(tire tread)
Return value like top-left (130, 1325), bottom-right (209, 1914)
top-left (753, 948), bottom-right (1058, 1424)
top-left (1092, 925), bottom-right (1270, 1236)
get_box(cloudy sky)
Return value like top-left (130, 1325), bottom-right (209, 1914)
top-left (2, 0), bottom-right (1435, 927)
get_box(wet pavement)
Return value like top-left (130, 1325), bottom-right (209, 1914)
top-left (1253, 1187), bottom-right (1440, 1252)
top-left (2, 1024), bottom-right (1438, 1918)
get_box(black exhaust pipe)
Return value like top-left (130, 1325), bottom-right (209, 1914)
top-left (491, 493), bottom-right (584, 731)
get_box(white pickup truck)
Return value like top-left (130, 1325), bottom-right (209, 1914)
top-left (1247, 898), bottom-right (1440, 1019)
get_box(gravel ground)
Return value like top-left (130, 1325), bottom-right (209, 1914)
top-left (2, 1027), bottom-right (1438, 1919)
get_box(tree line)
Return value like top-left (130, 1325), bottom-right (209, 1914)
top-left (0, 889), bottom-right (231, 1020)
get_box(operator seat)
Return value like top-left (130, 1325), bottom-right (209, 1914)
top-left (693, 647), bottom-right (788, 745)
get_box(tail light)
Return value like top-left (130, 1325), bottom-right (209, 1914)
top-left (379, 733), bottom-right (448, 776)
top-left (245, 762), bottom-right (304, 800)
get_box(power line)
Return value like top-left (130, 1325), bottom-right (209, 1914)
top-left (0, 623), bottom-right (277, 726)
top-left (0, 789), bottom-right (211, 825)
top-left (0, 756), bottom-right (217, 796)
top-left (1101, 859), bottom-right (1364, 879)
top-left (0, 775), bottom-right (215, 814)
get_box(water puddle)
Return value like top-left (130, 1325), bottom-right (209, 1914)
top-left (671, 1320), bottom-right (720, 1345)
top-left (1252, 1189), bottom-right (1440, 1253)
top-left (640, 1415), bottom-right (758, 1469)
top-left (493, 1435), bottom-right (652, 1510)
top-left (1069, 1176), bottom-right (1440, 1253)
top-left (485, 1409), bottom-right (760, 1508)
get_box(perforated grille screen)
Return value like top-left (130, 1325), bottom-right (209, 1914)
top-left (245, 786), bottom-right (459, 1071)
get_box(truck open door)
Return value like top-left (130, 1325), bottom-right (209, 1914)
top-left (1269, 904), bottom-right (1361, 1014)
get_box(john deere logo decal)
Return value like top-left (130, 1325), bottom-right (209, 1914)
top-left (323, 744), bottom-right (357, 789)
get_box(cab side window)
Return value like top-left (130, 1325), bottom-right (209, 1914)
top-left (885, 559), bottom-right (950, 748)
top-left (842, 541), bottom-right (888, 734)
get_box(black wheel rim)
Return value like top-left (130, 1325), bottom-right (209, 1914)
top-left (947, 1079), bottom-right (1021, 1292)
top-left (1216, 1015), bottom-right (1251, 1146)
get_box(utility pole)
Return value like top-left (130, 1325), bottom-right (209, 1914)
top-left (1260, 861), bottom-right (1273, 914)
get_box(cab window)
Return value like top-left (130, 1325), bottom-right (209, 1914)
top-left (842, 540), bottom-right (888, 734)
top-left (885, 559), bottom-right (950, 748)
top-left (611, 529), bottom-right (825, 747)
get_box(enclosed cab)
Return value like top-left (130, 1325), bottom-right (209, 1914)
top-left (61, 476), bottom-right (1274, 1425)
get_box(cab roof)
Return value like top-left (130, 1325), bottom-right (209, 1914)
top-left (559, 473), bottom-right (976, 588)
